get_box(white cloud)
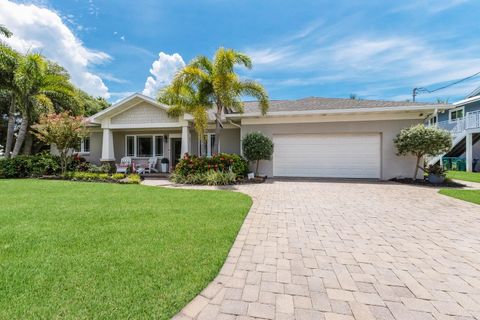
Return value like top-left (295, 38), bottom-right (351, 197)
top-left (0, 1), bottom-right (110, 98)
top-left (142, 52), bottom-right (185, 98)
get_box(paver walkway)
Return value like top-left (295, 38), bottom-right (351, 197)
top-left (145, 179), bottom-right (480, 320)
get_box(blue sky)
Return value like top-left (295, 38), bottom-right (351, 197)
top-left (1, 0), bottom-right (480, 103)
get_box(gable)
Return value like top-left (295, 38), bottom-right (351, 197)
top-left (110, 102), bottom-right (177, 125)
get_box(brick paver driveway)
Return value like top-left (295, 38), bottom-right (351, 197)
top-left (172, 180), bottom-right (480, 320)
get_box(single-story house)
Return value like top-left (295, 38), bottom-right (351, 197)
top-left (83, 93), bottom-right (450, 179)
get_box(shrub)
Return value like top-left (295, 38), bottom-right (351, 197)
top-left (205, 170), bottom-right (236, 185)
top-left (394, 124), bottom-right (451, 179)
top-left (170, 170), bottom-right (236, 185)
top-left (242, 132), bottom-right (273, 176)
top-left (0, 152), bottom-right (61, 178)
top-left (60, 172), bottom-right (140, 184)
top-left (101, 163), bottom-right (116, 174)
top-left (126, 174), bottom-right (141, 184)
top-left (111, 173), bottom-right (126, 180)
top-left (173, 153), bottom-right (248, 178)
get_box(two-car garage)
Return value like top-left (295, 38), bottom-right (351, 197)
top-left (272, 133), bottom-right (382, 179)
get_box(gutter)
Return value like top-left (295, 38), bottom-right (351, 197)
top-left (225, 104), bottom-right (452, 118)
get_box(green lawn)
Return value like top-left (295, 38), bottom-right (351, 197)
top-left (0, 179), bottom-right (252, 319)
top-left (446, 171), bottom-right (480, 183)
top-left (439, 189), bottom-right (480, 205)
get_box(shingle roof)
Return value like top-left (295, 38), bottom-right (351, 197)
top-left (235, 97), bottom-right (448, 114)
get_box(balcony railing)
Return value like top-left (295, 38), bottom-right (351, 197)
top-left (466, 110), bottom-right (480, 130)
top-left (431, 111), bottom-right (480, 138)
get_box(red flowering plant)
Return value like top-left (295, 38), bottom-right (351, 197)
top-left (173, 153), bottom-right (248, 179)
top-left (31, 112), bottom-right (87, 173)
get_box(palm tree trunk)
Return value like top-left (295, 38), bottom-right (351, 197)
top-left (213, 103), bottom-right (222, 154)
top-left (12, 115), bottom-right (28, 157)
top-left (4, 97), bottom-right (16, 158)
top-left (23, 131), bottom-right (32, 155)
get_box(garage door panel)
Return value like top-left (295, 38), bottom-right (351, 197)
top-left (273, 134), bottom-right (381, 178)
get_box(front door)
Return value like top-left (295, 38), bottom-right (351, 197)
top-left (171, 138), bottom-right (182, 168)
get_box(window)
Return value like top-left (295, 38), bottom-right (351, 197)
top-left (78, 136), bottom-right (90, 153)
top-left (126, 136), bottom-right (135, 157)
top-left (198, 133), bottom-right (217, 157)
top-left (125, 135), bottom-right (164, 157)
top-left (428, 115), bottom-right (437, 126)
top-left (449, 107), bottom-right (464, 122)
top-left (137, 136), bottom-right (153, 157)
top-left (155, 136), bottom-right (164, 156)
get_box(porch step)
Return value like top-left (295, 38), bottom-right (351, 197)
top-left (141, 173), bottom-right (171, 179)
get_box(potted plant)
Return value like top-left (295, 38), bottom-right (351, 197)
top-left (426, 164), bottom-right (446, 184)
top-left (160, 158), bottom-right (169, 173)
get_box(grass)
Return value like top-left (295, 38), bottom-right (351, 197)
top-left (446, 171), bottom-right (480, 183)
top-left (439, 189), bottom-right (480, 205)
top-left (0, 179), bottom-right (252, 320)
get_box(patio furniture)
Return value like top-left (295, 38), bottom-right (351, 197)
top-left (116, 157), bottom-right (132, 173)
top-left (136, 157), bottom-right (158, 174)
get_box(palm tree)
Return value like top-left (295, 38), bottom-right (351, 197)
top-left (0, 44), bottom-right (21, 158)
top-left (159, 47), bottom-right (269, 153)
top-left (0, 25), bottom-right (12, 38)
top-left (11, 53), bottom-right (75, 156)
top-left (158, 80), bottom-right (211, 143)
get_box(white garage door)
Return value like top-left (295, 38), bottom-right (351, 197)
top-left (273, 133), bottom-right (381, 178)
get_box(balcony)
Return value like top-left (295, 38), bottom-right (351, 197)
top-left (434, 110), bottom-right (480, 137)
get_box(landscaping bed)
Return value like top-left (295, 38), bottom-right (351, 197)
top-left (0, 179), bottom-right (252, 319)
top-left (390, 177), bottom-right (466, 188)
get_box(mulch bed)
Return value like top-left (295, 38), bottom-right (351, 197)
top-left (236, 176), bottom-right (267, 184)
top-left (390, 178), bottom-right (465, 188)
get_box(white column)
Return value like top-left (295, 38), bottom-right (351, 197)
top-left (181, 125), bottom-right (189, 156)
top-left (466, 132), bottom-right (473, 172)
top-left (101, 128), bottom-right (115, 162)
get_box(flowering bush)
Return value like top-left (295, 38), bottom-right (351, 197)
top-left (171, 153), bottom-right (247, 185)
top-left (174, 153), bottom-right (248, 177)
top-left (31, 112), bottom-right (87, 173)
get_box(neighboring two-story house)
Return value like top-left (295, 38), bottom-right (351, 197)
top-left (427, 88), bottom-right (480, 172)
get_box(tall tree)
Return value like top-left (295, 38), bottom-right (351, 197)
top-left (158, 81), bottom-right (210, 142)
top-left (158, 47), bottom-right (269, 153)
top-left (0, 44), bottom-right (21, 158)
top-left (12, 53), bottom-right (75, 157)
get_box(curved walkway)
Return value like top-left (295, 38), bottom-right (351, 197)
top-left (146, 179), bottom-right (480, 320)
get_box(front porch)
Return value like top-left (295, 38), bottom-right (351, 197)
top-left (99, 126), bottom-right (192, 173)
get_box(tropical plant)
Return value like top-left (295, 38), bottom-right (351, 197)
top-left (173, 152), bottom-right (248, 178)
top-left (158, 47), bottom-right (269, 152)
top-left (11, 53), bottom-right (76, 156)
top-left (394, 124), bottom-right (452, 180)
top-left (242, 132), bottom-right (274, 176)
top-left (31, 112), bottom-right (87, 173)
top-left (0, 44), bottom-right (20, 158)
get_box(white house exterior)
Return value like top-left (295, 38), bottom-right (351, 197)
top-left (84, 93), bottom-right (450, 180)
